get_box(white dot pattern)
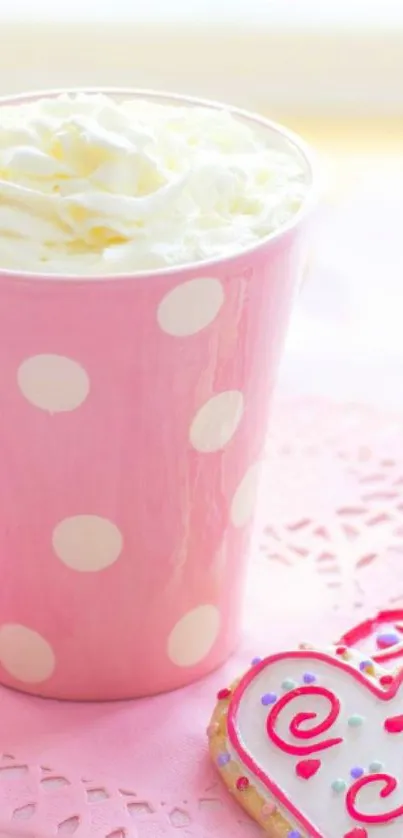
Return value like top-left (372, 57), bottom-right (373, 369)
top-left (231, 462), bottom-right (262, 528)
top-left (52, 515), bottom-right (123, 572)
top-left (167, 605), bottom-right (220, 667)
top-left (189, 390), bottom-right (244, 453)
top-left (8, 268), bottom-right (250, 684)
top-left (0, 624), bottom-right (55, 683)
top-left (157, 277), bottom-right (224, 337)
top-left (17, 354), bottom-right (90, 413)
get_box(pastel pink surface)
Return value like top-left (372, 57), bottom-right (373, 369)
top-left (0, 227), bottom-right (305, 699)
top-left (0, 397), bottom-right (402, 837)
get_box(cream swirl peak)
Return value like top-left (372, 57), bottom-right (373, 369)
top-left (0, 93), bottom-right (309, 275)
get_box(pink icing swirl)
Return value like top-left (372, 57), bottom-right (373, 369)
top-left (266, 685), bottom-right (343, 756)
top-left (346, 773), bottom-right (403, 824)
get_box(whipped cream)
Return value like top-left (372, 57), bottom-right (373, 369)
top-left (0, 93), bottom-right (309, 275)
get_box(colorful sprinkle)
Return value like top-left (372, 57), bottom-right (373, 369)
top-left (261, 802), bottom-right (277, 818)
top-left (336, 645), bottom-right (347, 656)
top-left (296, 758), bottom-right (321, 780)
top-left (251, 656), bottom-right (262, 665)
top-left (359, 659), bottom-right (374, 672)
top-left (236, 776), bottom-right (249, 791)
top-left (348, 714), bottom-right (365, 727)
top-left (288, 831), bottom-right (302, 838)
top-left (380, 674), bottom-right (394, 687)
top-left (369, 760), bottom-right (384, 772)
top-left (331, 778), bottom-right (347, 793)
top-left (281, 678), bottom-right (297, 691)
top-left (217, 688), bottom-right (231, 700)
top-left (377, 631), bottom-right (399, 649)
top-left (350, 766), bottom-right (364, 779)
top-left (303, 672), bottom-right (317, 684)
top-left (261, 692), bottom-right (277, 705)
top-left (385, 712), bottom-right (403, 733)
top-left (217, 752), bottom-right (230, 767)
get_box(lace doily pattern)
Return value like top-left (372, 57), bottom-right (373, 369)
top-left (260, 399), bottom-right (403, 615)
top-left (0, 752), bottom-right (257, 838)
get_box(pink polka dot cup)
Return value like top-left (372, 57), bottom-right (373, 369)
top-left (0, 90), bottom-right (316, 699)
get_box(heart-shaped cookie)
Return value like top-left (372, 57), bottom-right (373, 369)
top-left (209, 650), bottom-right (403, 837)
top-left (339, 609), bottom-right (403, 667)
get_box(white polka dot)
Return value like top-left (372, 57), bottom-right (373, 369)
top-left (230, 462), bottom-right (262, 527)
top-left (157, 277), bottom-right (224, 337)
top-left (167, 605), bottom-right (220, 667)
top-left (18, 354), bottom-right (89, 413)
top-left (0, 624), bottom-right (55, 683)
top-left (52, 515), bottom-right (123, 572)
top-left (189, 390), bottom-right (244, 453)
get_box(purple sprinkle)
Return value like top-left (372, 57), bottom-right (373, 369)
top-left (377, 631), bottom-right (399, 648)
top-left (288, 832), bottom-right (302, 838)
top-left (251, 657), bottom-right (262, 666)
top-left (303, 672), bottom-right (316, 684)
top-left (217, 752), bottom-right (231, 767)
top-left (350, 766), bottom-right (364, 779)
top-left (261, 692), bottom-right (277, 706)
top-left (359, 660), bottom-right (373, 671)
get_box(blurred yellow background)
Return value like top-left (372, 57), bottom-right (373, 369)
top-left (279, 116), bottom-right (403, 200)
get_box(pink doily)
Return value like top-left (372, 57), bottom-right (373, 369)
top-left (1, 397), bottom-right (403, 838)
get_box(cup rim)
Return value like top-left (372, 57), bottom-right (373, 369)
top-left (0, 87), bottom-right (320, 284)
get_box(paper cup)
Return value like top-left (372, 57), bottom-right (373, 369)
top-left (0, 89), bottom-right (316, 699)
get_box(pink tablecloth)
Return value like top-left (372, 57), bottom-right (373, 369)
top-left (1, 396), bottom-right (403, 838)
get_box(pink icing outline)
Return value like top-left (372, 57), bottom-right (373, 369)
top-left (227, 650), bottom-right (403, 838)
top-left (340, 609), bottom-right (403, 663)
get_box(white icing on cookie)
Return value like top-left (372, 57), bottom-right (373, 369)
top-left (227, 651), bottom-right (403, 837)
